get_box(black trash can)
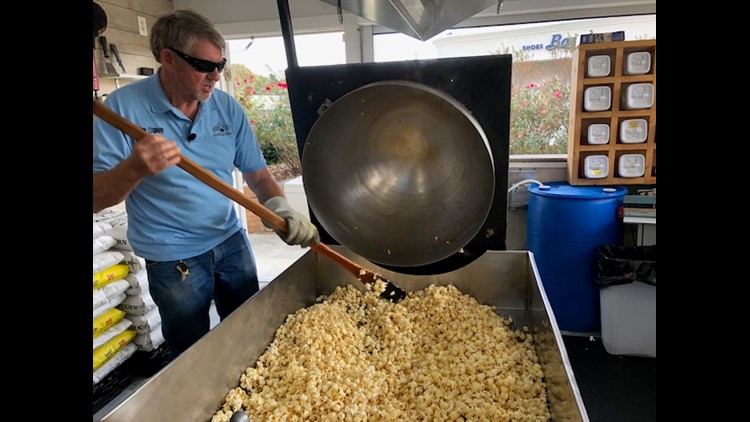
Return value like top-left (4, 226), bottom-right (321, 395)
top-left (595, 245), bottom-right (656, 288)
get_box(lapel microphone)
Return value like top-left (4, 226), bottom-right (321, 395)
top-left (187, 133), bottom-right (197, 141)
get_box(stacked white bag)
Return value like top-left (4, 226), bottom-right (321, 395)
top-left (93, 212), bottom-right (137, 385)
top-left (95, 207), bottom-right (166, 355)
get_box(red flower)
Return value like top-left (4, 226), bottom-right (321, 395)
top-left (250, 119), bottom-right (255, 125)
top-left (554, 89), bottom-right (562, 98)
top-left (265, 86), bottom-right (271, 91)
top-left (278, 82), bottom-right (288, 88)
top-left (526, 83), bottom-right (535, 88)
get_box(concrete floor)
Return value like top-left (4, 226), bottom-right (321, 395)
top-left (247, 232), bottom-right (309, 284)
top-left (94, 232), bottom-right (307, 421)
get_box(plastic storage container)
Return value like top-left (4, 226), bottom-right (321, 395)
top-left (621, 83), bottom-right (654, 110)
top-left (620, 119), bottom-right (648, 143)
top-left (600, 282), bottom-right (656, 357)
top-left (587, 123), bottom-right (610, 144)
top-left (595, 244), bottom-right (656, 357)
top-left (583, 155), bottom-right (609, 179)
top-left (584, 86), bottom-right (611, 111)
top-left (623, 51), bottom-right (651, 75)
top-left (587, 55), bottom-right (611, 77)
top-left (527, 182), bottom-right (627, 332)
top-left (618, 154), bottom-right (645, 178)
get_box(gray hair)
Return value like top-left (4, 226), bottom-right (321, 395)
top-left (150, 9), bottom-right (225, 62)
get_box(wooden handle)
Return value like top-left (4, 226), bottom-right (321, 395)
top-left (93, 100), bottom-right (371, 280)
top-left (308, 242), bottom-right (369, 278)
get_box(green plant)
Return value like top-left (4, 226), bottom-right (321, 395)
top-left (230, 64), bottom-right (300, 172)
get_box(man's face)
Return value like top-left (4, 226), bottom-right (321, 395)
top-left (171, 38), bottom-right (225, 102)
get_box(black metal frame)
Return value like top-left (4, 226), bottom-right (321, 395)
top-left (276, 0), bottom-right (511, 275)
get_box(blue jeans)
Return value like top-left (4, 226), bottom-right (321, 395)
top-left (145, 229), bottom-right (259, 358)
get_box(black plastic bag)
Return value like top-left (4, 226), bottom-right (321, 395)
top-left (594, 244), bottom-right (656, 287)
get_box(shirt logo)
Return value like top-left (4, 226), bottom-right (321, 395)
top-left (212, 123), bottom-right (232, 137)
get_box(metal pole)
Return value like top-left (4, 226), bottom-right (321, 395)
top-left (276, 0), bottom-right (298, 69)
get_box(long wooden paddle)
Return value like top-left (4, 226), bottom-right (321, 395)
top-left (93, 100), bottom-right (406, 302)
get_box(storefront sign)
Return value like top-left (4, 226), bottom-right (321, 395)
top-left (522, 33), bottom-right (575, 51)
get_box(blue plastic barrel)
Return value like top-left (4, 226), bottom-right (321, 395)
top-left (527, 182), bottom-right (626, 332)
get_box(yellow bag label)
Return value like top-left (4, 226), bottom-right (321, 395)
top-left (93, 308), bottom-right (126, 338)
top-left (93, 264), bottom-right (129, 289)
top-left (93, 329), bottom-right (136, 371)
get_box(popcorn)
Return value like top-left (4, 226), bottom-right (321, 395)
top-left (212, 284), bottom-right (549, 421)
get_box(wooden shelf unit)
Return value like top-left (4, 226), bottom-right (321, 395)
top-left (567, 39), bottom-right (656, 185)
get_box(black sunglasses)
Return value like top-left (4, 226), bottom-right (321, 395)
top-left (167, 47), bottom-right (227, 73)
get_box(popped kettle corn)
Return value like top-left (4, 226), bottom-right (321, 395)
top-left (212, 284), bottom-right (550, 421)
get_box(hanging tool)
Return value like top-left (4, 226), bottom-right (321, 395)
top-left (93, 58), bottom-right (100, 99)
top-left (93, 3), bottom-right (107, 39)
top-left (110, 43), bottom-right (127, 74)
top-left (98, 36), bottom-right (118, 75)
top-left (92, 100), bottom-right (407, 303)
top-left (93, 2), bottom-right (108, 97)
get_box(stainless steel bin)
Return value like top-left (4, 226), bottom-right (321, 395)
top-left (103, 248), bottom-right (588, 421)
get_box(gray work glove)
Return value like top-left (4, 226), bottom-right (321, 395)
top-left (262, 196), bottom-right (320, 248)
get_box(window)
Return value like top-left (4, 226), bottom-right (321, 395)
top-left (225, 33), bottom-right (346, 172)
top-left (223, 16), bottom-right (655, 160)
top-left (373, 15), bottom-right (656, 155)
top-left (227, 32), bottom-right (345, 76)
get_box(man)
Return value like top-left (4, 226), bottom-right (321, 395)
top-left (93, 9), bottom-right (319, 358)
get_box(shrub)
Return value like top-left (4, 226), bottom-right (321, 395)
top-left (230, 49), bottom-right (574, 161)
top-left (495, 42), bottom-right (574, 155)
top-left (230, 65), bottom-right (300, 171)
top-left (510, 78), bottom-right (571, 155)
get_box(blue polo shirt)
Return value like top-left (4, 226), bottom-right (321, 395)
top-left (93, 71), bottom-right (267, 261)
